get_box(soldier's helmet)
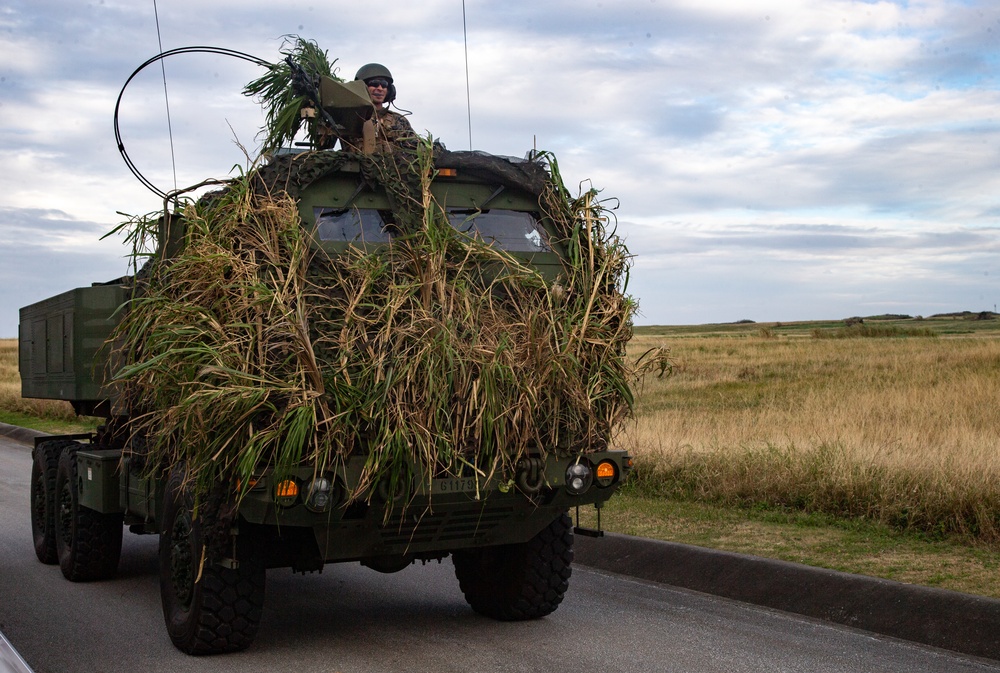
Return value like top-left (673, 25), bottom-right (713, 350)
top-left (355, 63), bottom-right (393, 83)
top-left (355, 63), bottom-right (396, 103)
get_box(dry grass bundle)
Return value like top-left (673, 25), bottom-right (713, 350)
top-left (112, 138), bottom-right (635, 504)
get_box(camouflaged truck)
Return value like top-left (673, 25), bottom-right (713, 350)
top-left (20, 76), bottom-right (633, 656)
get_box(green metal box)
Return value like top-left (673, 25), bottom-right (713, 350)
top-left (77, 449), bottom-right (123, 514)
top-left (18, 284), bottom-right (127, 404)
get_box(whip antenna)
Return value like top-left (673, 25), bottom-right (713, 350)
top-left (462, 0), bottom-right (473, 150)
top-left (152, 0), bottom-right (178, 196)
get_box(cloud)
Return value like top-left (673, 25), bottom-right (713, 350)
top-left (1, 0), bottom-right (999, 336)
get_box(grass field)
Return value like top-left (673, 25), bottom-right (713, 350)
top-left (584, 312), bottom-right (1000, 597)
top-left (4, 313), bottom-right (1000, 597)
top-left (621, 314), bottom-right (1000, 546)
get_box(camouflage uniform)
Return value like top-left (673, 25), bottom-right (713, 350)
top-left (340, 106), bottom-right (416, 153)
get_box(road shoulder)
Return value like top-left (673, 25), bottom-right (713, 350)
top-left (575, 531), bottom-right (1000, 662)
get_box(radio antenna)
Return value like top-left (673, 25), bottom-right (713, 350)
top-left (462, 0), bottom-right (473, 150)
top-left (152, 0), bottom-right (178, 196)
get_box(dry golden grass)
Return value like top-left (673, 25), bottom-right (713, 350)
top-left (627, 333), bottom-right (1000, 457)
top-left (620, 332), bottom-right (1000, 542)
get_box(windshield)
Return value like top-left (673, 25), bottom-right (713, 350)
top-left (313, 206), bottom-right (551, 253)
top-left (446, 209), bottom-right (551, 253)
top-left (314, 207), bottom-right (392, 243)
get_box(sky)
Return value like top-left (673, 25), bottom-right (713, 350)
top-left (1, 0), bottom-right (999, 336)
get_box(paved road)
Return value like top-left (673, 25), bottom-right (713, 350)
top-left (1, 436), bottom-right (997, 673)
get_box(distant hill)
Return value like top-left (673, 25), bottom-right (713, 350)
top-left (633, 312), bottom-right (1000, 337)
top-left (862, 314), bottom-right (912, 320)
top-left (928, 311), bottom-right (997, 320)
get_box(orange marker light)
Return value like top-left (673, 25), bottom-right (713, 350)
top-left (595, 460), bottom-right (617, 487)
top-left (596, 462), bottom-right (616, 479)
top-left (437, 168), bottom-right (457, 177)
top-left (275, 479), bottom-right (299, 499)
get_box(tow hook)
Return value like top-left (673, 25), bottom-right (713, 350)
top-left (515, 457), bottom-right (545, 494)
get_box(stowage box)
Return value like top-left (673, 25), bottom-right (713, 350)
top-left (77, 449), bottom-right (124, 514)
top-left (18, 284), bottom-right (126, 406)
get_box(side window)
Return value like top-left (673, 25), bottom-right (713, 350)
top-left (314, 207), bottom-right (392, 243)
top-left (446, 209), bottom-right (551, 253)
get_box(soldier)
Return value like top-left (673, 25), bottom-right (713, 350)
top-left (344, 63), bottom-right (416, 153)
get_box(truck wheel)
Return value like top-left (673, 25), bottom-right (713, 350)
top-left (55, 444), bottom-right (124, 581)
top-left (160, 468), bottom-right (265, 655)
top-left (452, 511), bottom-right (574, 620)
top-left (30, 439), bottom-right (70, 564)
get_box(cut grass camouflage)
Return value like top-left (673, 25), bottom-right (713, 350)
top-left (111, 138), bottom-right (636, 507)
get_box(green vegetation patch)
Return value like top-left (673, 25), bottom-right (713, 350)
top-left (577, 493), bottom-right (1000, 598)
top-left (0, 410), bottom-right (99, 435)
top-left (810, 324), bottom-right (937, 338)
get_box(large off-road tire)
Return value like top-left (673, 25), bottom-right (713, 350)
top-left (55, 444), bottom-right (124, 581)
top-left (452, 511), bottom-right (574, 621)
top-left (160, 468), bottom-right (265, 655)
top-left (30, 439), bottom-right (72, 564)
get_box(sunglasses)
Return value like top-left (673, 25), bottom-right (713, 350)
top-left (366, 79), bottom-right (390, 89)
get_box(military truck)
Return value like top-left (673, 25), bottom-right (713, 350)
top-left (21, 63), bottom-right (633, 656)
